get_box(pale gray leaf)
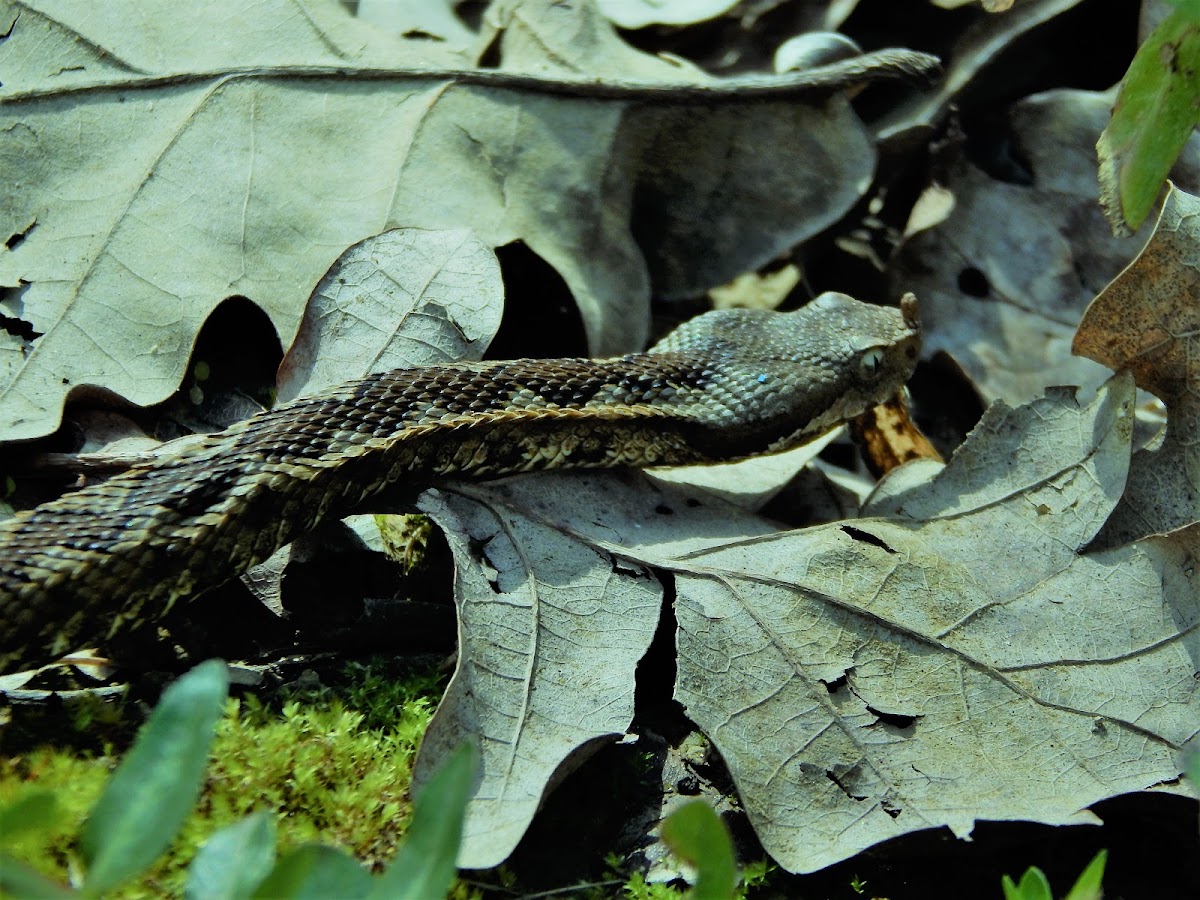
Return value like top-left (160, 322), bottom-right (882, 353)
top-left (891, 88), bottom-right (1200, 404)
top-left (424, 378), bottom-right (1198, 873)
top-left (413, 480), bottom-right (665, 868)
top-left (276, 228), bottom-right (503, 400)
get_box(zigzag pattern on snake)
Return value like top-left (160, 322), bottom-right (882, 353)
top-left (0, 293), bottom-right (921, 670)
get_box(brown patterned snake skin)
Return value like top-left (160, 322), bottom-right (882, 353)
top-left (0, 293), bottom-right (921, 670)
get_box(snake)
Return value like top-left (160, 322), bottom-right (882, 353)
top-left (0, 292), bottom-right (921, 671)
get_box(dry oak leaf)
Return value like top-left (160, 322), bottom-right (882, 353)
top-left (892, 87), bottom-right (1200, 404)
top-left (411, 374), bottom-right (1198, 874)
top-left (1073, 183), bottom-right (1200, 547)
top-left (0, 0), bottom-right (932, 440)
top-left (877, 0), bottom-right (1085, 144)
top-left (412, 475), bottom-right (678, 869)
top-left (275, 228), bottom-right (504, 402)
top-left (241, 228), bottom-right (504, 603)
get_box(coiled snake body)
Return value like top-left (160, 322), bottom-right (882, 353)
top-left (0, 293), bottom-right (920, 670)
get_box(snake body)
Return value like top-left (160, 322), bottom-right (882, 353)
top-left (0, 293), bottom-right (920, 670)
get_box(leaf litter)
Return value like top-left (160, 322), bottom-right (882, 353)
top-left (892, 87), bottom-right (1200, 405)
top-left (0, 0), bottom-right (930, 439)
top-left (414, 369), bottom-right (1199, 872)
top-left (1073, 183), bottom-right (1200, 547)
top-left (2, 0), bottom-right (1199, 889)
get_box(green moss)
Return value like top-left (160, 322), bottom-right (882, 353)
top-left (375, 513), bottom-right (435, 574)
top-left (0, 658), bottom-right (446, 897)
top-left (0, 744), bottom-right (110, 886)
top-left (739, 859), bottom-right (774, 895)
top-left (601, 853), bottom-right (774, 900)
top-left (621, 872), bottom-right (688, 899)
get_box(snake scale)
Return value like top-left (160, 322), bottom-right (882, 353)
top-left (0, 293), bottom-right (921, 671)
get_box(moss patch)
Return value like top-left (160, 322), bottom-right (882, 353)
top-left (0, 658), bottom-right (445, 897)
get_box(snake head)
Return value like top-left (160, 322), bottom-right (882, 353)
top-left (649, 292), bottom-right (922, 458)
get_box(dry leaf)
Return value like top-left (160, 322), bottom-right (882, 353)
top-left (1073, 182), bottom-right (1200, 546)
top-left (276, 228), bottom-right (503, 401)
top-left (415, 476), bottom-right (670, 867)
top-left (410, 373), bottom-right (1197, 873)
top-left (850, 389), bottom-right (941, 474)
top-left (877, 0), bottom-right (1086, 145)
top-left (0, 0), bottom-right (929, 440)
top-left (892, 87), bottom-right (1200, 403)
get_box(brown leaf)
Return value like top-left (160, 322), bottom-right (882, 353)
top-left (1073, 183), bottom-right (1200, 546)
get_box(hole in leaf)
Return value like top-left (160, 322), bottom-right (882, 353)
top-left (1, 313), bottom-right (40, 342)
top-left (401, 29), bottom-right (445, 42)
top-left (841, 526), bottom-right (896, 553)
top-left (866, 704), bottom-right (917, 731)
top-left (1, 278), bottom-right (32, 310)
top-left (822, 673), bottom-right (849, 693)
top-left (466, 536), bottom-right (503, 594)
top-left (611, 559), bottom-right (645, 578)
top-left (1, 280), bottom-right (39, 341)
top-left (5, 220), bottom-right (34, 250)
top-left (826, 767), bottom-right (868, 801)
top-left (957, 266), bottom-right (990, 298)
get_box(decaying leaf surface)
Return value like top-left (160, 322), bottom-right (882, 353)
top-left (0, 0), bottom-right (926, 440)
top-left (1073, 183), bottom-right (1200, 546)
top-left (670, 377), bottom-right (1197, 873)
top-left (413, 477), bottom-right (670, 868)
top-left (893, 87), bottom-right (1200, 404)
top-left (413, 375), bottom-right (1198, 873)
top-left (276, 228), bottom-right (503, 401)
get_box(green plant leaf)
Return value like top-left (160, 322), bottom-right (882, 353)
top-left (1164, 0), bottom-right (1200, 20)
top-left (1001, 867), bottom-right (1053, 900)
top-left (370, 742), bottom-right (478, 900)
top-left (1097, 10), bottom-right (1200, 233)
top-left (185, 811), bottom-right (277, 900)
top-left (252, 844), bottom-right (372, 899)
top-left (1186, 749), bottom-right (1200, 795)
top-left (79, 659), bottom-right (230, 896)
top-left (0, 791), bottom-right (61, 843)
top-left (0, 852), bottom-right (76, 898)
top-left (1063, 850), bottom-right (1107, 900)
top-left (660, 801), bottom-right (738, 900)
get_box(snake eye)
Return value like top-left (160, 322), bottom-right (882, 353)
top-left (859, 347), bottom-right (886, 378)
